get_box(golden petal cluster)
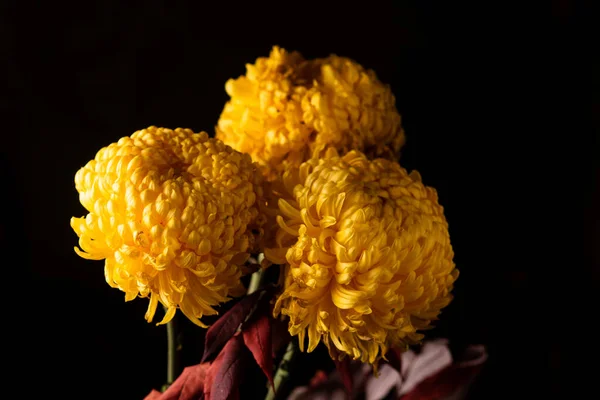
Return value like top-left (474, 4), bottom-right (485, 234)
top-left (71, 127), bottom-right (267, 327)
top-left (265, 149), bottom-right (457, 364)
top-left (216, 47), bottom-right (314, 179)
top-left (216, 46), bottom-right (405, 179)
top-left (302, 55), bottom-right (405, 161)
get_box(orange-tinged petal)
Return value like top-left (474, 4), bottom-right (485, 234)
top-left (270, 148), bottom-right (456, 365)
top-left (71, 127), bottom-right (267, 327)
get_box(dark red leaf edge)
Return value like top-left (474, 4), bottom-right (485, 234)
top-left (334, 357), bottom-right (353, 395)
top-left (201, 289), bottom-right (263, 363)
top-left (400, 363), bottom-right (485, 400)
top-left (204, 351), bottom-right (225, 400)
top-left (145, 363), bottom-right (209, 400)
top-left (309, 370), bottom-right (329, 388)
top-left (209, 334), bottom-right (249, 400)
top-left (242, 302), bottom-right (274, 388)
top-left (178, 363), bottom-right (209, 400)
top-left (144, 390), bottom-right (162, 400)
top-left (401, 346), bottom-right (487, 400)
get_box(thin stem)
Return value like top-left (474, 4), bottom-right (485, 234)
top-left (247, 265), bottom-right (266, 294)
top-left (265, 341), bottom-right (297, 400)
top-left (166, 317), bottom-right (176, 384)
top-left (163, 306), bottom-right (181, 389)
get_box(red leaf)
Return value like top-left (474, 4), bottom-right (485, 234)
top-left (144, 390), bottom-right (162, 400)
top-left (334, 357), bottom-right (353, 395)
top-left (204, 356), bottom-right (223, 400)
top-left (202, 289), bottom-right (263, 363)
top-left (401, 345), bottom-right (487, 400)
top-left (242, 307), bottom-right (274, 388)
top-left (145, 363), bottom-right (209, 400)
top-left (309, 370), bottom-right (329, 388)
top-left (400, 366), bottom-right (473, 400)
top-left (205, 334), bottom-right (249, 400)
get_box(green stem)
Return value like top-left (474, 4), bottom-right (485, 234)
top-left (265, 341), bottom-right (297, 400)
top-left (248, 263), bottom-right (267, 294)
top-left (248, 270), bottom-right (264, 294)
top-left (163, 307), bottom-right (181, 390)
top-left (235, 266), bottom-right (268, 335)
top-left (166, 317), bottom-right (176, 384)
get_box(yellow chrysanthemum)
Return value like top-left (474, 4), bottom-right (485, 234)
top-left (216, 46), bottom-right (405, 179)
top-left (71, 126), bottom-right (267, 327)
top-left (216, 46), bottom-right (314, 178)
top-left (265, 149), bottom-right (457, 364)
top-left (302, 55), bottom-right (405, 160)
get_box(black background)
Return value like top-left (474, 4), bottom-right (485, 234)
top-left (1, 1), bottom-right (595, 399)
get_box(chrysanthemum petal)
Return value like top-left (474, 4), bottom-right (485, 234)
top-left (73, 246), bottom-right (105, 260)
top-left (71, 127), bottom-right (268, 326)
top-left (216, 47), bottom-right (405, 180)
top-left (158, 306), bottom-right (177, 325)
top-left (267, 150), bottom-right (456, 364)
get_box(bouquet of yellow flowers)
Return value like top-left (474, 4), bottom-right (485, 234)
top-left (71, 47), bottom-right (481, 400)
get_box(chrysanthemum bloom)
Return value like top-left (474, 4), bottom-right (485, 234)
top-left (216, 46), bottom-right (314, 179)
top-left (216, 47), bottom-right (405, 179)
top-left (265, 149), bottom-right (458, 364)
top-left (71, 127), bottom-right (267, 327)
top-left (303, 54), bottom-right (406, 160)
